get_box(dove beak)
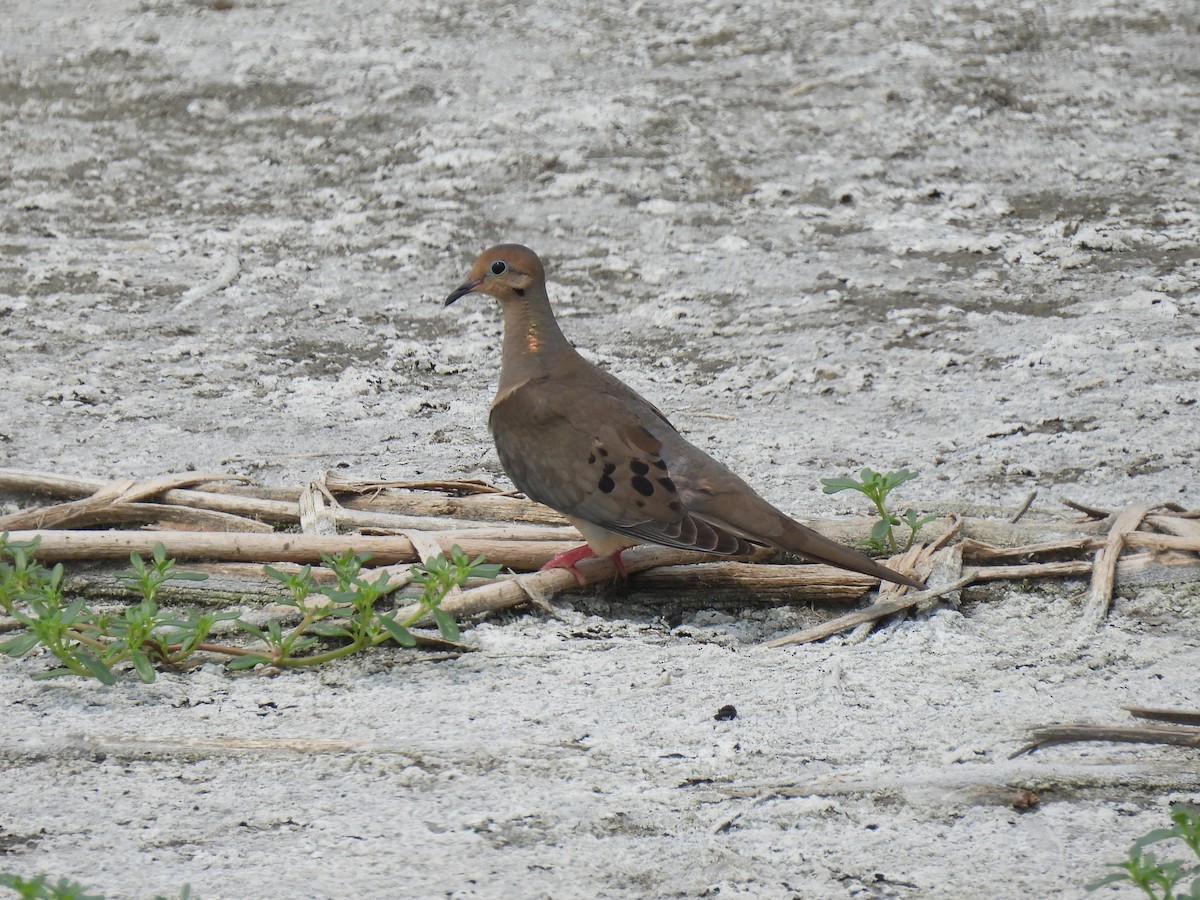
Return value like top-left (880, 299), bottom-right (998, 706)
top-left (445, 278), bottom-right (484, 307)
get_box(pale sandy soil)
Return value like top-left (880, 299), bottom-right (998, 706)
top-left (1, 1), bottom-right (1198, 898)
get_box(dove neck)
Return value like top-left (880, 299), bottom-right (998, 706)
top-left (498, 293), bottom-right (580, 387)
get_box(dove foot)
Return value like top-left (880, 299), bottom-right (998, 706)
top-left (541, 544), bottom-right (629, 585)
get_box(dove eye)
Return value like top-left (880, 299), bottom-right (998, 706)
top-left (490, 260), bottom-right (508, 275)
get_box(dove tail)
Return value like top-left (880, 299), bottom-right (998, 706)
top-left (776, 517), bottom-right (925, 589)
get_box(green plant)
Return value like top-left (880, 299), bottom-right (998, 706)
top-left (229, 546), bottom-right (499, 670)
top-left (0, 534), bottom-right (499, 681)
top-left (0, 872), bottom-right (192, 900)
top-left (1088, 804), bottom-right (1200, 898)
top-left (820, 467), bottom-right (935, 554)
top-left (0, 534), bottom-right (55, 617)
top-left (0, 872), bottom-right (105, 900)
top-left (0, 539), bottom-right (213, 684)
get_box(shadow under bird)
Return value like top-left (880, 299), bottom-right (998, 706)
top-left (446, 244), bottom-right (923, 590)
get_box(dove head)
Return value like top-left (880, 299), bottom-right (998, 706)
top-left (445, 244), bottom-right (545, 307)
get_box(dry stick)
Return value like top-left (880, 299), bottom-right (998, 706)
top-left (323, 472), bottom-right (508, 496)
top-left (7, 529), bottom-right (578, 570)
top-left (1078, 502), bottom-right (1161, 631)
top-left (299, 481), bottom-right (338, 536)
top-left (1147, 514), bottom-right (1200, 537)
top-left (1123, 706), bottom-right (1200, 727)
top-left (1011, 724), bottom-right (1200, 757)
top-left (228, 477), bottom-right (565, 525)
top-left (58, 556), bottom-right (885, 611)
top-left (1123, 533), bottom-right (1200, 553)
top-left (632, 562), bottom-right (876, 603)
top-left (0, 468), bottom-right (108, 497)
top-left (391, 545), bottom-right (729, 624)
top-left (844, 525), bottom-right (955, 643)
top-left (164, 488), bottom-right (578, 538)
top-left (765, 575), bottom-right (976, 649)
top-left (1059, 496), bottom-right (1113, 519)
top-left (0, 466), bottom-right (571, 534)
top-left (958, 537), bottom-right (1095, 560)
top-left (1010, 490), bottom-right (1038, 524)
top-left (960, 533), bottom-right (1200, 560)
top-left (5, 502), bottom-right (275, 533)
top-left (0, 472), bottom-right (242, 531)
top-left (764, 559), bottom-right (1095, 648)
top-left (875, 516), bottom-right (962, 607)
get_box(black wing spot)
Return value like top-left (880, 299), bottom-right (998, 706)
top-left (658, 477), bottom-right (677, 493)
top-left (652, 458), bottom-right (668, 470)
top-left (668, 500), bottom-right (682, 513)
top-left (597, 446), bottom-right (609, 457)
top-left (587, 453), bottom-right (596, 464)
top-left (602, 462), bottom-right (616, 476)
top-left (636, 499), bottom-right (645, 509)
top-left (630, 460), bottom-right (650, 476)
top-left (599, 475), bottom-right (615, 493)
top-left (631, 476), bottom-right (654, 497)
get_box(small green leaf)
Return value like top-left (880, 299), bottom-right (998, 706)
top-left (263, 564), bottom-right (289, 583)
top-left (869, 519), bottom-right (893, 546)
top-left (288, 636), bottom-right (318, 654)
top-left (308, 623), bottom-right (354, 638)
top-left (379, 616), bottom-right (417, 647)
top-left (235, 621), bottom-right (268, 642)
top-left (226, 654), bottom-right (271, 671)
top-left (432, 608), bottom-right (459, 642)
top-left (1130, 826), bottom-right (1182, 850)
top-left (882, 468), bottom-right (919, 491)
top-left (1085, 870), bottom-right (1131, 891)
top-left (77, 650), bottom-right (117, 685)
top-left (820, 476), bottom-right (865, 495)
top-left (130, 649), bottom-right (157, 683)
top-left (0, 631), bottom-right (42, 657)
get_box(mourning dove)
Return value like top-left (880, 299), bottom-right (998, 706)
top-left (446, 244), bottom-right (923, 590)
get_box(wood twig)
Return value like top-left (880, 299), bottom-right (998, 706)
top-left (1078, 502), bottom-right (1161, 631)
top-left (1059, 497), bottom-right (1112, 519)
top-left (392, 545), bottom-right (733, 624)
top-left (322, 471), bottom-right (509, 496)
top-left (1123, 706), bottom-right (1200, 727)
top-left (1010, 490), bottom-right (1037, 523)
top-left (764, 574), bottom-right (976, 648)
top-left (7, 529), bottom-right (578, 571)
top-left (0, 472), bottom-right (245, 530)
top-left (764, 554), bottom-right (1104, 649)
top-left (1012, 723), bottom-right (1200, 757)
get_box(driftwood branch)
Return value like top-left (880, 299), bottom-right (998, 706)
top-left (1013, 724), bottom-right (1200, 756)
top-left (1078, 503), bottom-right (1160, 631)
top-left (1013, 705), bottom-right (1200, 756)
top-left (1125, 706), bottom-right (1200, 727)
top-left (5, 528), bottom-right (578, 571)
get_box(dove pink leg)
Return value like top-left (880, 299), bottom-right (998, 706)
top-left (541, 544), bottom-right (629, 585)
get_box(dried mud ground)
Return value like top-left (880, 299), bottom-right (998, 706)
top-left (2, 1), bottom-right (1199, 898)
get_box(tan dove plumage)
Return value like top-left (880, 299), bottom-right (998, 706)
top-left (446, 244), bottom-right (923, 590)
